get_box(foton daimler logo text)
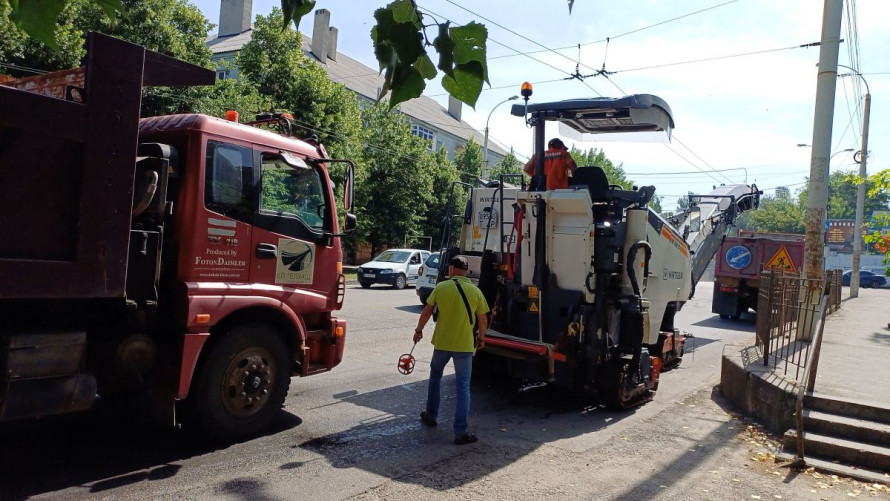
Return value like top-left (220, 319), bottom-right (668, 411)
top-left (276, 238), bottom-right (315, 284)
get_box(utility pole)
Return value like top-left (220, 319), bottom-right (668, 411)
top-left (846, 68), bottom-right (871, 298)
top-left (803, 0), bottom-right (844, 283)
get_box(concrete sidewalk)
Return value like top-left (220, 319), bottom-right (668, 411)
top-left (722, 286), bottom-right (890, 429)
top-left (810, 286), bottom-right (890, 404)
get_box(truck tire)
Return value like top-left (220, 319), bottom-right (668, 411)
top-left (193, 323), bottom-right (290, 441)
top-left (393, 274), bottom-right (407, 290)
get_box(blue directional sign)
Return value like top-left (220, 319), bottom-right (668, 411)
top-left (725, 245), bottom-right (752, 270)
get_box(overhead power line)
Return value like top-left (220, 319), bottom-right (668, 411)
top-left (487, 0), bottom-right (740, 60)
top-left (612, 44), bottom-right (806, 74)
top-left (420, 7), bottom-right (579, 82)
top-left (661, 144), bottom-right (724, 184)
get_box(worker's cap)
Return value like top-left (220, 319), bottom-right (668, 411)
top-left (448, 256), bottom-right (469, 270)
top-left (547, 138), bottom-right (566, 149)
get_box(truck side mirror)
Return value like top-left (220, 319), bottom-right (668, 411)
top-left (689, 206), bottom-right (702, 233)
top-left (344, 213), bottom-right (357, 232)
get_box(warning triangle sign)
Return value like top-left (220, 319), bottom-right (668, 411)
top-left (528, 301), bottom-right (539, 313)
top-left (766, 246), bottom-right (797, 273)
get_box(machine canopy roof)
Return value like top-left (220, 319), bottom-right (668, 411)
top-left (510, 94), bottom-right (674, 143)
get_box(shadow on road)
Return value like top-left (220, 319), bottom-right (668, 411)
top-left (0, 397), bottom-right (302, 500)
top-left (691, 313), bottom-right (757, 333)
top-left (294, 376), bottom-right (637, 491)
top-left (395, 304), bottom-right (424, 313)
top-left (612, 386), bottom-right (765, 499)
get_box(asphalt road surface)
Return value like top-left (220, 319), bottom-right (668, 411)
top-left (1, 282), bottom-right (883, 500)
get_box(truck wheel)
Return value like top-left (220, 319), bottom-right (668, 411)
top-left (719, 314), bottom-right (729, 320)
top-left (393, 274), bottom-right (407, 290)
top-left (193, 323), bottom-right (290, 441)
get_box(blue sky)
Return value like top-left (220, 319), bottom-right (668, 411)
top-left (193, 0), bottom-right (889, 210)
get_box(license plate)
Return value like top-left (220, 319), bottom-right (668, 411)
top-left (365, 273), bottom-right (376, 278)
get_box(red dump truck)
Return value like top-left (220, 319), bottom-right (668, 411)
top-left (0, 33), bottom-right (356, 440)
top-left (712, 230), bottom-right (804, 320)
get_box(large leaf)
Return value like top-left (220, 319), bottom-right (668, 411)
top-left (449, 22), bottom-right (489, 84)
top-left (372, 2), bottom-right (425, 107)
top-left (432, 22), bottom-right (455, 78)
top-left (9, 0), bottom-right (67, 49)
top-left (389, 64), bottom-right (426, 107)
top-left (413, 54), bottom-right (436, 80)
top-left (389, 0), bottom-right (420, 27)
top-left (441, 61), bottom-right (484, 108)
top-left (94, 0), bottom-right (125, 20)
top-left (281, 0), bottom-right (316, 30)
top-left (372, 7), bottom-right (424, 67)
top-left (9, 0), bottom-right (125, 50)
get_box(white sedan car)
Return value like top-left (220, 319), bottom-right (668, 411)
top-left (357, 249), bottom-right (430, 289)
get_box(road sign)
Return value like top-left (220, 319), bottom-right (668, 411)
top-left (725, 245), bottom-right (752, 270)
top-left (766, 245), bottom-right (797, 273)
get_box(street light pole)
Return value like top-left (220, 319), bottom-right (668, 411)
top-left (838, 65), bottom-right (872, 298)
top-left (482, 95), bottom-right (519, 179)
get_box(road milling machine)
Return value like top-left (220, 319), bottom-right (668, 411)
top-left (439, 93), bottom-right (760, 408)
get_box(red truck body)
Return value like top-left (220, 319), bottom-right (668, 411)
top-left (712, 230), bottom-right (804, 319)
top-left (0, 33), bottom-right (354, 440)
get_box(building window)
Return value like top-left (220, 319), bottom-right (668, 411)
top-left (411, 124), bottom-right (434, 150)
top-left (217, 69), bottom-right (231, 80)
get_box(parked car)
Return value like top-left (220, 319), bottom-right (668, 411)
top-left (415, 252), bottom-right (440, 305)
top-left (358, 249), bottom-right (430, 289)
top-left (842, 269), bottom-right (888, 288)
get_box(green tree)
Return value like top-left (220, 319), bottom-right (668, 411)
top-left (569, 147), bottom-right (633, 189)
top-left (737, 190), bottom-right (805, 234)
top-left (0, 2), bottom-right (85, 74)
top-left (863, 169), bottom-right (890, 274)
top-left (487, 151), bottom-right (522, 182)
top-left (8, 0), bottom-right (506, 108)
top-left (454, 139), bottom-right (484, 186)
top-left (798, 169), bottom-right (890, 220)
top-left (1, 0), bottom-right (214, 116)
top-left (238, 8), bottom-right (364, 163)
top-left (355, 103), bottom-right (435, 256)
top-left (421, 147), bottom-right (461, 248)
top-left (192, 77), bottom-right (266, 122)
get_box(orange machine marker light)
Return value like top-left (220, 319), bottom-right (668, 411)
top-left (520, 81), bottom-right (533, 98)
top-left (195, 313), bottom-right (211, 324)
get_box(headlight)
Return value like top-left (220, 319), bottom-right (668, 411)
top-left (358, 268), bottom-right (364, 273)
top-left (380, 269), bottom-right (392, 274)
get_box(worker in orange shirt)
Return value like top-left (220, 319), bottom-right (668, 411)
top-left (522, 138), bottom-right (578, 190)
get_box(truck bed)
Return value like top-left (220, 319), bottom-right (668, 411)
top-left (0, 33), bottom-right (213, 300)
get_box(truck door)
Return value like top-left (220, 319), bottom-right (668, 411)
top-left (189, 140), bottom-right (255, 283)
top-left (250, 150), bottom-right (333, 294)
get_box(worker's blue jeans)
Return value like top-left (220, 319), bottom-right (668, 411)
top-left (426, 349), bottom-right (473, 436)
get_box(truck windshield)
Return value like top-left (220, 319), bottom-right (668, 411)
top-left (260, 157), bottom-right (326, 229)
